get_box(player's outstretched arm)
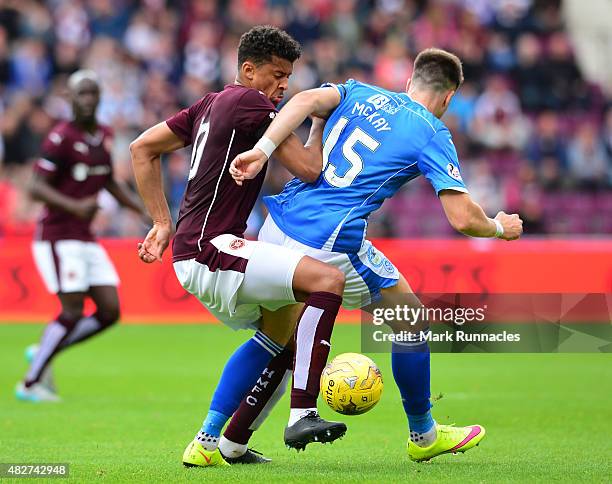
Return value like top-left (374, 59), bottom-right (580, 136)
top-left (130, 122), bottom-right (184, 262)
top-left (229, 88), bottom-right (340, 184)
top-left (439, 190), bottom-right (523, 240)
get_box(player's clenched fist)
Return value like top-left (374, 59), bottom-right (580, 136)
top-left (229, 148), bottom-right (268, 186)
top-left (137, 222), bottom-right (173, 263)
top-left (494, 211), bottom-right (523, 241)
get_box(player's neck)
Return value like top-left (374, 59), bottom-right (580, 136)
top-left (234, 76), bottom-right (251, 89)
top-left (73, 118), bottom-right (98, 134)
top-left (406, 90), bottom-right (442, 118)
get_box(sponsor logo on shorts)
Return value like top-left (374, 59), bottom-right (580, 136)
top-left (229, 239), bottom-right (246, 250)
top-left (367, 246), bottom-right (383, 268)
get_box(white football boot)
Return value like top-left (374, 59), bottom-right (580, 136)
top-left (15, 381), bottom-right (61, 402)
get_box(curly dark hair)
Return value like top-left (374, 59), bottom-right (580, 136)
top-left (237, 25), bottom-right (301, 67)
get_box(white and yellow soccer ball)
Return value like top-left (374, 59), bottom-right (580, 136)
top-left (320, 353), bottom-right (383, 415)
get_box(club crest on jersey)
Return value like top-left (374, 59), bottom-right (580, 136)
top-left (229, 239), bottom-right (246, 250)
top-left (447, 163), bottom-right (463, 181)
top-left (73, 141), bottom-right (89, 154)
top-left (366, 94), bottom-right (390, 110)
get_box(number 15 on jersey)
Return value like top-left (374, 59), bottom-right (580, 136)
top-left (322, 117), bottom-right (380, 188)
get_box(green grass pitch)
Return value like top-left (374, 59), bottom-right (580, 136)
top-left (1, 323), bottom-right (610, 483)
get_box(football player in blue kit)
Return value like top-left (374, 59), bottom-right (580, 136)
top-left (226, 48), bottom-right (523, 462)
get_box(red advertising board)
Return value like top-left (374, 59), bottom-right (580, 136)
top-left (1, 238), bottom-right (610, 323)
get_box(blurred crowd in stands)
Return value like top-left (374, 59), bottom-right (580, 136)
top-left (0, 0), bottom-right (610, 238)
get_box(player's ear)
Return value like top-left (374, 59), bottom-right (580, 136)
top-left (241, 61), bottom-right (256, 82)
top-left (443, 89), bottom-right (455, 108)
top-left (405, 77), bottom-right (412, 93)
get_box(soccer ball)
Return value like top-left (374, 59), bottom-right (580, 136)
top-left (320, 353), bottom-right (383, 415)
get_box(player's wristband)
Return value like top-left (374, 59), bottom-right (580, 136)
top-left (254, 136), bottom-right (277, 160)
top-left (494, 219), bottom-right (504, 238)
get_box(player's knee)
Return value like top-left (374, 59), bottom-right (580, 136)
top-left (318, 266), bottom-right (345, 295)
top-left (58, 309), bottom-right (82, 328)
top-left (60, 305), bottom-right (84, 324)
top-left (96, 305), bottom-right (120, 327)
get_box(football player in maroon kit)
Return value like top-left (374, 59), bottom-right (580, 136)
top-left (130, 26), bottom-right (347, 467)
top-left (16, 70), bottom-right (146, 402)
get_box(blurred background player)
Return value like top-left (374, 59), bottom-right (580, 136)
top-left (227, 48), bottom-right (523, 461)
top-left (15, 70), bottom-right (146, 402)
top-left (130, 26), bottom-right (348, 468)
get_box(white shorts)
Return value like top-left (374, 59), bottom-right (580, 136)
top-left (259, 216), bottom-right (399, 309)
top-left (173, 234), bottom-right (303, 331)
top-left (32, 240), bottom-right (119, 294)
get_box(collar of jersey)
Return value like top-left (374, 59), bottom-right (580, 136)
top-left (400, 93), bottom-right (428, 112)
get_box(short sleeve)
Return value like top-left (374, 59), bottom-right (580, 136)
top-left (166, 95), bottom-right (214, 146)
top-left (234, 89), bottom-right (277, 140)
top-left (417, 129), bottom-right (468, 195)
top-left (34, 130), bottom-right (65, 176)
top-left (320, 79), bottom-right (357, 104)
top-left (166, 106), bottom-right (195, 146)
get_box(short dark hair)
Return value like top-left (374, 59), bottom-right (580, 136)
top-left (237, 25), bottom-right (301, 67)
top-left (412, 48), bottom-right (464, 92)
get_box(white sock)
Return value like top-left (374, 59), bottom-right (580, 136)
top-left (218, 436), bottom-right (247, 458)
top-left (26, 322), bottom-right (67, 383)
top-left (195, 431), bottom-right (219, 451)
top-left (410, 425), bottom-right (437, 447)
top-left (288, 407), bottom-right (317, 426)
top-left (61, 315), bottom-right (103, 347)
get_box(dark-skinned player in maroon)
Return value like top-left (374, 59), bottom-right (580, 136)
top-left (130, 26), bottom-right (347, 467)
top-left (16, 70), bottom-right (147, 402)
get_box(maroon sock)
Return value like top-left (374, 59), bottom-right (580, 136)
top-left (223, 347), bottom-right (294, 445)
top-left (291, 291), bottom-right (342, 408)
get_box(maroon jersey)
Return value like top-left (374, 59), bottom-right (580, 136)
top-left (166, 84), bottom-right (277, 262)
top-left (33, 121), bottom-right (113, 241)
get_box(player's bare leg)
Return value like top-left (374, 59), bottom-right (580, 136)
top-left (63, 285), bottom-right (120, 346)
top-left (258, 305), bottom-right (301, 347)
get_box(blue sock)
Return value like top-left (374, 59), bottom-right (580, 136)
top-left (201, 410), bottom-right (227, 437)
top-left (201, 330), bottom-right (283, 437)
top-left (391, 342), bottom-right (434, 433)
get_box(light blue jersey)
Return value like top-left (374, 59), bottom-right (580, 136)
top-left (265, 79), bottom-right (468, 253)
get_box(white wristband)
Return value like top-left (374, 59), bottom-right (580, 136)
top-left (494, 219), bottom-right (504, 238)
top-left (254, 136), bottom-right (277, 160)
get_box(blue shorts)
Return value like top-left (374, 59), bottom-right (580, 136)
top-left (258, 216), bottom-right (399, 309)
